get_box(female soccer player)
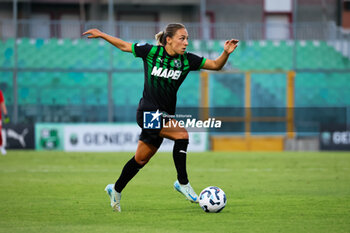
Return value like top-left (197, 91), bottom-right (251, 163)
top-left (83, 23), bottom-right (238, 212)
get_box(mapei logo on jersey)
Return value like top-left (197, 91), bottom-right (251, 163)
top-left (151, 67), bottom-right (182, 80)
top-left (143, 110), bottom-right (163, 129)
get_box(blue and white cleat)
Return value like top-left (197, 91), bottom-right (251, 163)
top-left (1, 147), bottom-right (6, 155)
top-left (105, 184), bottom-right (122, 212)
top-left (174, 180), bottom-right (199, 203)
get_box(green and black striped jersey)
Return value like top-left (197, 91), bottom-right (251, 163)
top-left (132, 43), bottom-right (206, 115)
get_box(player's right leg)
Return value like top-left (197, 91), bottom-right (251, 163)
top-left (114, 140), bottom-right (158, 193)
top-left (105, 183), bottom-right (121, 212)
top-left (105, 140), bottom-right (158, 212)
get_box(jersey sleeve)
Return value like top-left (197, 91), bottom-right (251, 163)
top-left (132, 43), bottom-right (153, 59)
top-left (0, 91), bottom-right (4, 103)
top-left (186, 52), bottom-right (207, 71)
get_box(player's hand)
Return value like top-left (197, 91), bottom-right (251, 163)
top-left (224, 39), bottom-right (239, 54)
top-left (82, 28), bottom-right (104, 39)
top-left (4, 115), bottom-right (10, 124)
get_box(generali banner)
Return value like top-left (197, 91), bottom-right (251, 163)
top-left (62, 124), bottom-right (207, 152)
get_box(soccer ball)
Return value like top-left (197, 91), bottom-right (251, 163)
top-left (199, 186), bottom-right (227, 213)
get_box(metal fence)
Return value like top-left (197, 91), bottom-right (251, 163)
top-left (1, 19), bottom-right (348, 58)
top-left (1, 19), bottom-right (349, 41)
top-left (1, 20), bottom-right (350, 124)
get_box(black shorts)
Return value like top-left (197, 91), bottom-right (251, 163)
top-left (136, 110), bottom-right (172, 148)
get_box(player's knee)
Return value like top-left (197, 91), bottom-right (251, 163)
top-left (135, 159), bottom-right (148, 166)
top-left (134, 157), bottom-right (149, 166)
top-left (176, 131), bottom-right (189, 140)
top-left (134, 152), bottom-right (155, 166)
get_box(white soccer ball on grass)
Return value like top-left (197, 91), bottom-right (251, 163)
top-left (199, 186), bottom-right (227, 213)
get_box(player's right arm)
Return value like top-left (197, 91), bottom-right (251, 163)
top-left (82, 29), bottom-right (132, 53)
top-left (0, 91), bottom-right (7, 116)
top-left (0, 102), bottom-right (7, 116)
top-left (0, 92), bottom-right (9, 123)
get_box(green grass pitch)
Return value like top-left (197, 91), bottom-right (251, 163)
top-left (0, 151), bottom-right (350, 233)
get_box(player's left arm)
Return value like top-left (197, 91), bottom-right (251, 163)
top-left (202, 39), bottom-right (239, 71)
top-left (0, 101), bottom-right (9, 123)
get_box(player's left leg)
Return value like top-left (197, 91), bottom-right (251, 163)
top-left (0, 125), bottom-right (6, 155)
top-left (160, 119), bottom-right (189, 184)
top-left (159, 119), bottom-right (198, 203)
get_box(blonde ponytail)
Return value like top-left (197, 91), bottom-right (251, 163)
top-left (155, 31), bottom-right (165, 46)
top-left (155, 23), bottom-right (186, 46)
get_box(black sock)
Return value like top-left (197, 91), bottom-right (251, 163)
top-left (173, 139), bottom-right (189, 185)
top-left (114, 156), bottom-right (144, 193)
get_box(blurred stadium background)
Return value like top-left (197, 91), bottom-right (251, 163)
top-left (1, 0), bottom-right (350, 152)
